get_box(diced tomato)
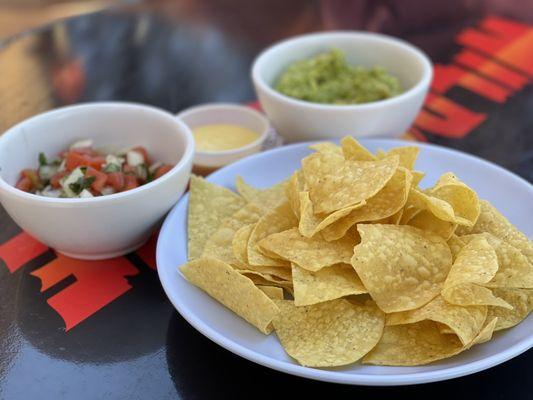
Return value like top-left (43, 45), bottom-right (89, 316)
top-left (122, 174), bottom-right (139, 191)
top-left (88, 156), bottom-right (106, 170)
top-left (131, 146), bottom-right (150, 165)
top-left (72, 147), bottom-right (99, 156)
top-left (50, 170), bottom-right (69, 188)
top-left (16, 177), bottom-right (33, 192)
top-left (22, 169), bottom-right (37, 178)
top-left (123, 164), bottom-right (135, 175)
top-left (61, 147), bottom-right (97, 157)
top-left (153, 164), bottom-right (172, 180)
top-left (85, 166), bottom-right (107, 193)
top-left (22, 169), bottom-right (43, 189)
top-left (107, 171), bottom-right (125, 191)
top-left (59, 147), bottom-right (95, 158)
top-left (65, 152), bottom-right (86, 170)
top-left (65, 152), bottom-right (105, 171)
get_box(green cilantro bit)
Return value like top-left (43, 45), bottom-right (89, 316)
top-left (38, 152), bottom-right (48, 166)
top-left (103, 163), bottom-right (121, 173)
top-left (69, 176), bottom-right (95, 195)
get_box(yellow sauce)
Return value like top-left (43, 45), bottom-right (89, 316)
top-left (193, 124), bottom-right (259, 152)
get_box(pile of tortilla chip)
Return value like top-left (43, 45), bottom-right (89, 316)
top-left (179, 137), bottom-right (533, 368)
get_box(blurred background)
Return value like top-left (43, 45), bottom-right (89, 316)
top-left (0, 0), bottom-right (124, 39)
top-left (1, 0), bottom-right (532, 40)
top-left (0, 0), bottom-right (531, 172)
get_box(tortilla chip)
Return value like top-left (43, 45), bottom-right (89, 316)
top-left (298, 191), bottom-right (364, 238)
top-left (399, 206), bottom-right (421, 225)
top-left (386, 295), bottom-right (487, 345)
top-left (202, 203), bottom-right (263, 265)
top-left (232, 224), bottom-right (254, 266)
top-left (247, 201), bottom-right (298, 267)
top-left (292, 263), bottom-right (367, 306)
top-left (321, 168), bottom-right (412, 241)
top-left (273, 299), bottom-right (385, 367)
top-left (340, 136), bottom-right (376, 161)
top-left (309, 141), bottom-right (343, 155)
top-left (236, 176), bottom-right (288, 212)
top-left (188, 175), bottom-right (246, 259)
top-left (407, 188), bottom-right (462, 226)
top-left (486, 288), bottom-right (533, 331)
top-left (456, 199), bottom-right (533, 266)
top-left (461, 233), bottom-right (533, 289)
top-left (388, 208), bottom-right (404, 225)
top-left (442, 236), bottom-right (512, 309)
top-left (377, 146), bottom-right (419, 170)
top-left (236, 264), bottom-right (292, 281)
top-left (351, 224), bottom-right (452, 313)
top-left (302, 151), bottom-right (399, 214)
top-left (365, 310), bottom-right (501, 366)
top-left (429, 173), bottom-right (480, 227)
top-left (408, 209), bottom-right (457, 239)
top-left (244, 272), bottom-right (294, 292)
top-left (258, 285), bottom-right (285, 300)
top-left (447, 234), bottom-right (466, 261)
top-left (468, 317), bottom-right (498, 347)
top-left (443, 236), bottom-right (497, 287)
top-left (411, 171), bottom-right (425, 187)
top-left (180, 257), bottom-right (279, 334)
top-left (259, 227), bottom-right (358, 272)
top-left (437, 322), bottom-right (456, 335)
top-left (285, 171), bottom-right (305, 219)
top-left (444, 285), bottom-right (512, 310)
top-left (363, 320), bottom-right (463, 366)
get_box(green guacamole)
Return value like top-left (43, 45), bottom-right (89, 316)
top-left (274, 49), bottom-right (402, 104)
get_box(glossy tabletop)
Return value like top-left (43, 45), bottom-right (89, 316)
top-left (0, 1), bottom-right (531, 399)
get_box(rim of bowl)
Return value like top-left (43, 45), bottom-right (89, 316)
top-left (0, 102), bottom-right (195, 205)
top-left (177, 103), bottom-right (270, 156)
top-left (251, 30), bottom-right (433, 111)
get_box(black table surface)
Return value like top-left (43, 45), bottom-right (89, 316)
top-left (0, 1), bottom-right (531, 399)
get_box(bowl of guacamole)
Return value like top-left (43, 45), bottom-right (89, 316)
top-left (251, 31), bottom-right (432, 142)
top-left (275, 49), bottom-right (402, 105)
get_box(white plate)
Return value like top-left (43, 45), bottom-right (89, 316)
top-left (156, 139), bottom-right (533, 386)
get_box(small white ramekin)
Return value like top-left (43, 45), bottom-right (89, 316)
top-left (252, 31), bottom-right (433, 142)
top-left (177, 103), bottom-right (269, 171)
top-left (0, 102), bottom-right (194, 259)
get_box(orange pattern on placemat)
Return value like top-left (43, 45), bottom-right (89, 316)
top-left (457, 16), bottom-right (528, 54)
top-left (432, 64), bottom-right (511, 103)
top-left (0, 232), bottom-right (48, 272)
top-left (413, 15), bottom-right (532, 139)
top-left (414, 93), bottom-right (487, 138)
top-left (31, 254), bottom-right (138, 330)
top-left (454, 50), bottom-right (529, 90)
top-left (494, 31), bottom-right (533, 76)
top-left (135, 233), bottom-right (157, 270)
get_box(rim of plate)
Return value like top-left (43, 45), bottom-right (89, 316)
top-left (156, 139), bottom-right (533, 386)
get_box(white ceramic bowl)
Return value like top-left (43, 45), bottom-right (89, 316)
top-left (177, 103), bottom-right (270, 169)
top-left (0, 102), bottom-right (194, 260)
top-left (252, 31), bottom-right (432, 142)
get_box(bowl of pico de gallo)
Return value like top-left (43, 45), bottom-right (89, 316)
top-left (0, 102), bottom-right (194, 259)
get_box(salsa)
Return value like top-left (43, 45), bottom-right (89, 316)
top-left (15, 139), bottom-right (173, 198)
top-left (275, 49), bottom-right (402, 105)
